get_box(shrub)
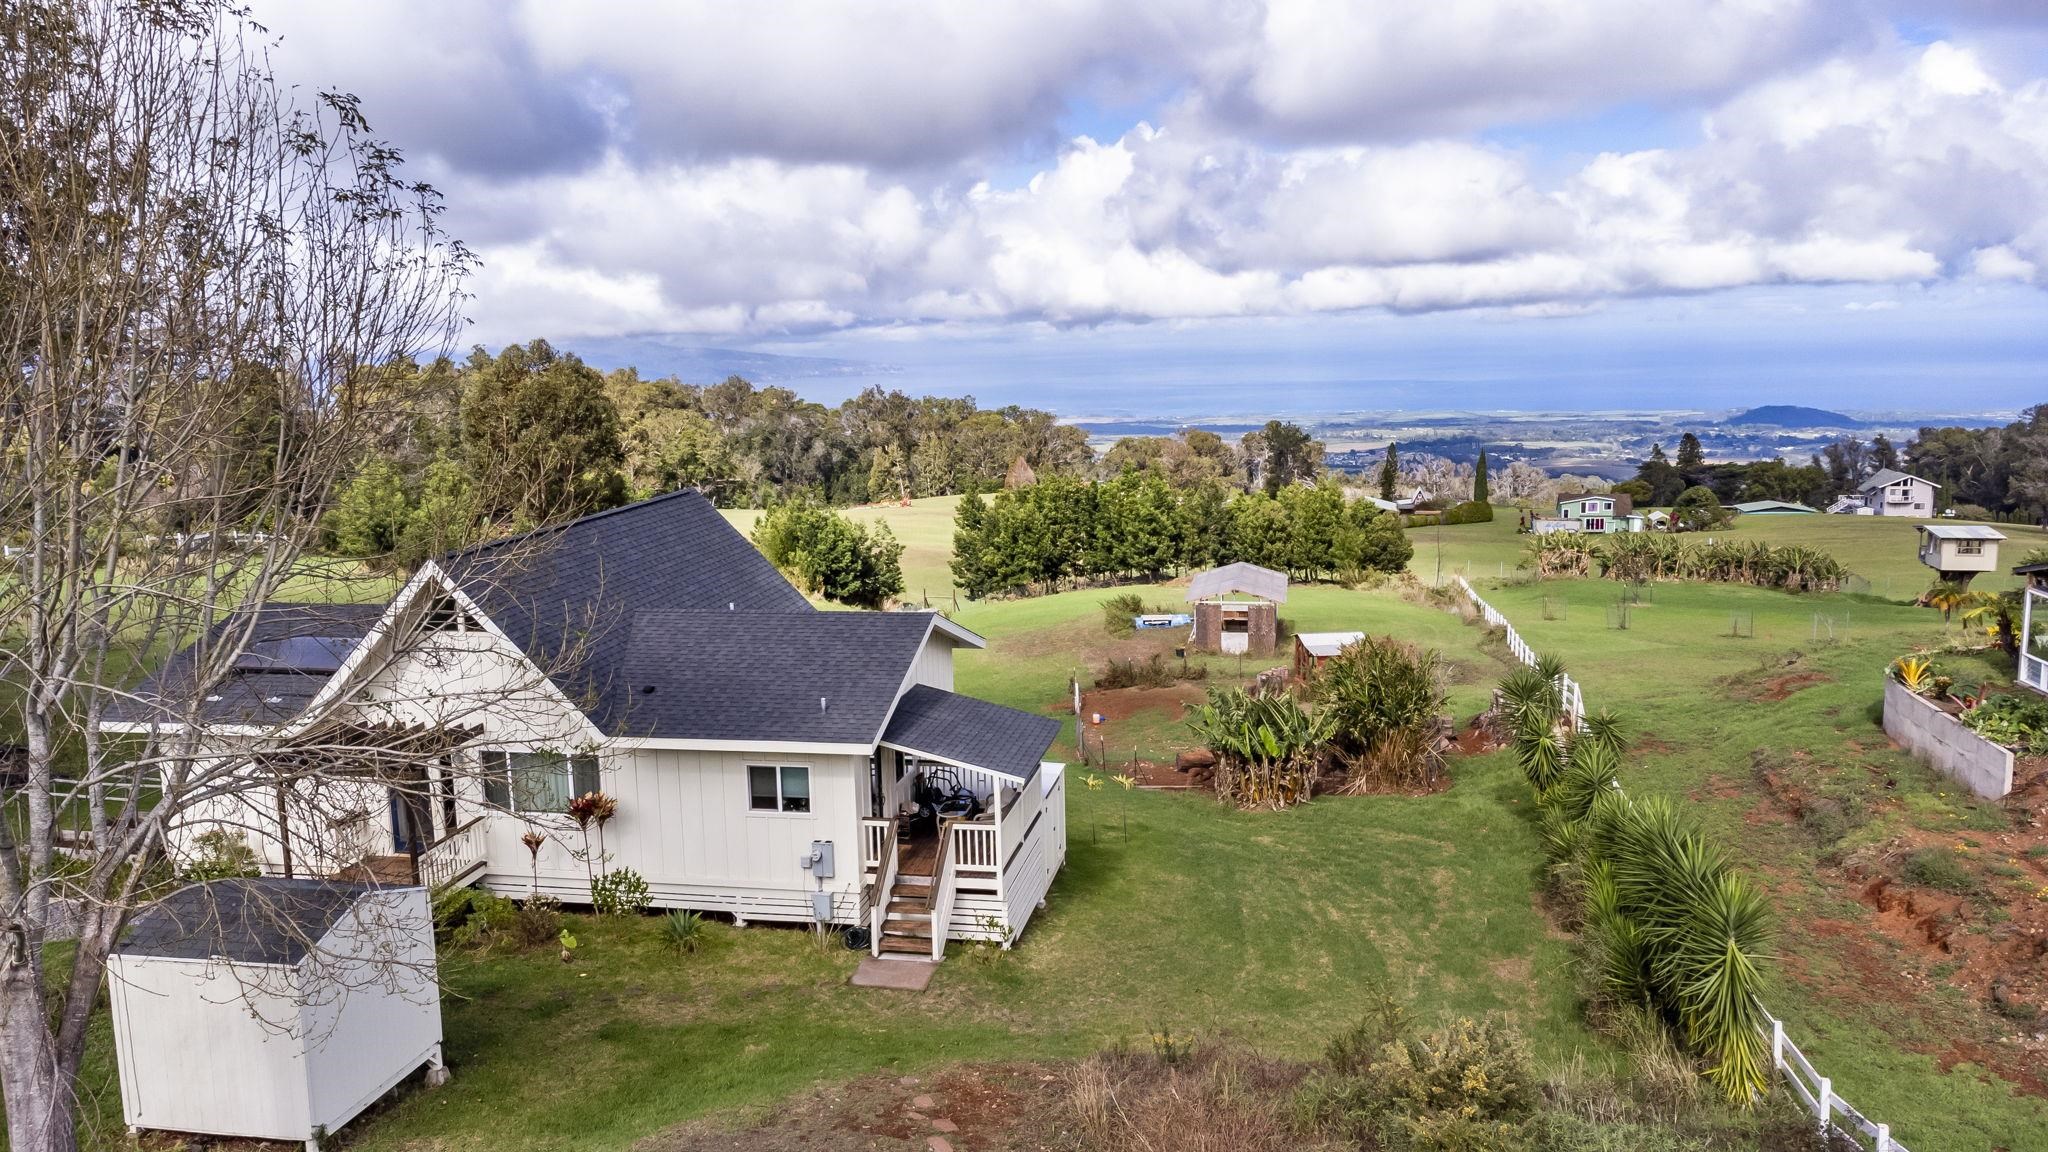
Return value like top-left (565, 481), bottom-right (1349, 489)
top-left (591, 866), bottom-right (652, 915)
top-left (1440, 500), bottom-right (1495, 525)
top-left (751, 496), bottom-right (905, 608)
top-left (515, 895), bottom-right (564, 947)
top-left (1901, 847), bottom-right (1978, 894)
top-left (661, 909), bottom-right (709, 954)
top-left (435, 888), bottom-right (519, 950)
top-left (1960, 693), bottom-right (2048, 753)
top-left (1102, 591), bottom-right (1146, 635)
top-left (180, 829), bottom-right (260, 881)
top-left (1187, 686), bottom-right (1334, 810)
top-left (1317, 635), bottom-right (1446, 749)
top-left (1670, 486), bottom-right (1729, 532)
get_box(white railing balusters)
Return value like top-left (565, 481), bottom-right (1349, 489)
top-left (1452, 575), bottom-right (1912, 1151)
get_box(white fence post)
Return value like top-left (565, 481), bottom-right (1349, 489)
top-left (1815, 1076), bottom-right (1831, 1131)
top-left (1876, 1123), bottom-right (1891, 1152)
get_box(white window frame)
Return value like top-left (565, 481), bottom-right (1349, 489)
top-left (746, 763), bottom-right (813, 815)
top-left (1956, 539), bottom-right (1984, 556)
top-left (478, 749), bottom-right (600, 815)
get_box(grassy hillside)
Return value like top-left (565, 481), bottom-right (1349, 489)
top-left (722, 497), bottom-right (963, 604)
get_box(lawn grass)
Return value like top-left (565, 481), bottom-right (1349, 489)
top-left (1465, 572), bottom-right (2048, 1150)
top-left (38, 506), bottom-right (2048, 1150)
top-left (1408, 507), bottom-right (2048, 600)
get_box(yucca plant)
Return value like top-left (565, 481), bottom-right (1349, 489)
top-left (1513, 715), bottom-right (1568, 796)
top-left (661, 909), bottom-right (709, 955)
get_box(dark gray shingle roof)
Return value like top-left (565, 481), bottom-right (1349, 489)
top-left (115, 879), bottom-right (374, 965)
top-left (881, 685), bottom-right (1060, 781)
top-left (111, 603), bottom-right (386, 727)
top-left (439, 490), bottom-right (814, 733)
top-left (614, 609), bottom-right (937, 743)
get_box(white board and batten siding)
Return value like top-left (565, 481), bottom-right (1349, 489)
top-left (109, 888), bottom-right (441, 1148)
top-left (478, 749), bottom-right (871, 925)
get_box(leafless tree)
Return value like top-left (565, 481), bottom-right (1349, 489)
top-left (0, 3), bottom-right (477, 1147)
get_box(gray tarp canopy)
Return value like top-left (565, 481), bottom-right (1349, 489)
top-left (1186, 562), bottom-right (1288, 604)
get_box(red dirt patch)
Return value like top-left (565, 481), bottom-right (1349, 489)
top-left (1753, 671), bottom-right (1832, 702)
top-left (1072, 683), bottom-right (1209, 725)
top-left (638, 1063), bottom-right (1068, 1151)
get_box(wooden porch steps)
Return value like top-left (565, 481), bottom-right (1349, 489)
top-left (877, 871), bottom-right (937, 956)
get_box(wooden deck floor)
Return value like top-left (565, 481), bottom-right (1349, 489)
top-left (334, 854), bottom-right (416, 885)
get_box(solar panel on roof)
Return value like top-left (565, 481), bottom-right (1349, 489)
top-left (231, 636), bottom-right (358, 673)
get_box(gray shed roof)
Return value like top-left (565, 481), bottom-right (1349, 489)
top-left (1860, 468), bottom-right (1939, 492)
top-left (1186, 562), bottom-right (1288, 604)
top-left (1918, 524), bottom-right (2006, 541)
top-left (881, 685), bottom-right (1060, 781)
top-left (110, 603), bottom-right (386, 727)
top-left (614, 609), bottom-right (947, 744)
top-left (115, 879), bottom-right (375, 966)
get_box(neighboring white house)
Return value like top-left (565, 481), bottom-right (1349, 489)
top-left (109, 879), bottom-right (441, 1152)
top-left (110, 491), bottom-right (1067, 961)
top-left (1916, 523), bottom-right (2005, 585)
top-left (1853, 469), bottom-right (1940, 517)
top-left (2016, 559), bottom-right (2048, 697)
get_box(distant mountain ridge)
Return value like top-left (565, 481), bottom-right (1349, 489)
top-left (1724, 405), bottom-right (1863, 429)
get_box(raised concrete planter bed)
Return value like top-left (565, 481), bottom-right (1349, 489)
top-left (1882, 678), bottom-right (2014, 799)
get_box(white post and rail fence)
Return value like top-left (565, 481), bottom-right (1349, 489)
top-left (1452, 575), bottom-right (1908, 1152)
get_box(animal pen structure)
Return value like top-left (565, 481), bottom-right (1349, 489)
top-left (1187, 562), bottom-right (1287, 655)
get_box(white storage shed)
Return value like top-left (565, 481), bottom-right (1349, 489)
top-left (108, 879), bottom-right (444, 1151)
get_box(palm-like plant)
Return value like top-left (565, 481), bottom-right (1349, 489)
top-left (1959, 590), bottom-right (2022, 653)
top-left (1187, 686), bottom-right (1335, 810)
top-left (1924, 581), bottom-right (1970, 625)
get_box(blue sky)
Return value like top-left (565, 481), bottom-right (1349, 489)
top-left (255, 2), bottom-right (2048, 417)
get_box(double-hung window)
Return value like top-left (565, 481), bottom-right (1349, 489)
top-left (748, 764), bottom-right (811, 813)
top-left (478, 750), bottom-right (600, 814)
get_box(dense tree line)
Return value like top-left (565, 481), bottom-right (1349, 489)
top-left (323, 340), bottom-right (1097, 567)
top-left (950, 472), bottom-right (1412, 598)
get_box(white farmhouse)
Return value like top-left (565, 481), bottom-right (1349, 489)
top-left (110, 491), bottom-right (1066, 961)
top-left (109, 879), bottom-right (440, 1151)
top-left (1854, 469), bottom-right (1940, 517)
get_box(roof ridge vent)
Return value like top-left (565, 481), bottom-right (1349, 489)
top-left (820, 696), bottom-right (828, 712)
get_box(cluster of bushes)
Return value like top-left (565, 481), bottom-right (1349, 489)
top-left (1095, 654), bottom-right (1208, 690)
top-left (750, 496), bottom-right (906, 608)
top-left (1065, 998), bottom-right (1827, 1152)
top-left (1434, 499), bottom-right (1495, 526)
top-left (1960, 693), bottom-right (2048, 753)
top-left (1317, 637), bottom-right (1450, 793)
top-left (1497, 665), bottom-right (1775, 1105)
top-left (1186, 637), bottom-right (1450, 806)
top-left (952, 473), bottom-right (1412, 599)
top-left (433, 888), bottom-right (566, 953)
top-left (1528, 533), bottom-right (1849, 592)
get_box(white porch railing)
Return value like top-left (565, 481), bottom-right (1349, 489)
top-left (951, 821), bottom-right (999, 873)
top-left (861, 818), bottom-right (891, 870)
top-left (1451, 575), bottom-right (1909, 1150)
top-left (418, 816), bottom-right (487, 891)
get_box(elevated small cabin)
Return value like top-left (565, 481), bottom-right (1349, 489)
top-left (1856, 468), bottom-right (1940, 517)
top-left (1293, 631), bottom-right (1364, 679)
top-left (1917, 523), bottom-right (2004, 586)
top-left (110, 491), bottom-right (1067, 964)
top-left (108, 880), bottom-right (441, 1152)
top-left (2016, 558), bottom-right (2048, 697)
top-left (1187, 562), bottom-right (1286, 656)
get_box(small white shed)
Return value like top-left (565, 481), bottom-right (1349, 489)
top-left (108, 879), bottom-right (443, 1152)
top-left (1917, 523), bottom-right (2005, 586)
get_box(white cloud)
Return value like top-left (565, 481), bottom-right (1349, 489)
top-left (250, 5), bottom-right (2048, 341)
